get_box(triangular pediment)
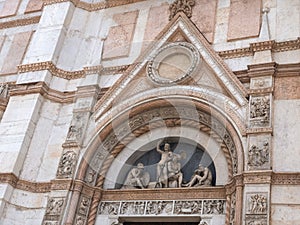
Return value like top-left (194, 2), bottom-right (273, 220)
top-left (94, 13), bottom-right (248, 121)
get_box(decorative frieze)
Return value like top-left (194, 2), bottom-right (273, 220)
top-left (0, 16), bottom-right (41, 30)
top-left (169, 0), bottom-right (195, 20)
top-left (56, 151), bottom-right (77, 178)
top-left (98, 199), bottom-right (226, 216)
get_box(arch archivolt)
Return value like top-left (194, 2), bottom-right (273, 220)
top-left (72, 90), bottom-right (246, 225)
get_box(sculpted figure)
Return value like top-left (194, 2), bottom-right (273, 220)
top-left (123, 163), bottom-right (150, 189)
top-left (167, 154), bottom-right (183, 188)
top-left (185, 164), bottom-right (212, 187)
top-left (156, 141), bottom-right (173, 187)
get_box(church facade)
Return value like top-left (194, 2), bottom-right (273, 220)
top-left (0, 0), bottom-right (299, 225)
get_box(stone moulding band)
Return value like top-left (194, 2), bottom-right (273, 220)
top-left (0, 16), bottom-right (41, 30)
top-left (218, 38), bottom-right (300, 59)
top-left (42, 0), bottom-right (147, 11)
top-left (0, 172), bottom-right (299, 194)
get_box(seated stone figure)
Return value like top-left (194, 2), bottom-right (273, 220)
top-left (184, 164), bottom-right (212, 187)
top-left (167, 154), bottom-right (183, 188)
top-left (122, 163), bottom-right (150, 189)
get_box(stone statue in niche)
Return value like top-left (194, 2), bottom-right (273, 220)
top-left (183, 164), bottom-right (212, 187)
top-left (156, 141), bottom-right (186, 188)
top-left (248, 142), bottom-right (269, 168)
top-left (122, 163), bottom-right (150, 189)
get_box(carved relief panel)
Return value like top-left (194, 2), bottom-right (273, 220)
top-left (247, 135), bottom-right (271, 170)
top-left (42, 197), bottom-right (65, 225)
top-left (249, 95), bottom-right (271, 128)
top-left (245, 193), bottom-right (268, 225)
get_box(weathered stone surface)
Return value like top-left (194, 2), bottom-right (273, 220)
top-left (102, 11), bottom-right (139, 60)
top-left (143, 3), bottom-right (169, 51)
top-left (25, 0), bottom-right (43, 13)
top-left (191, 0), bottom-right (218, 43)
top-left (1, 32), bottom-right (32, 74)
top-left (0, 0), bottom-right (20, 18)
top-left (227, 0), bottom-right (262, 40)
top-left (275, 76), bottom-right (300, 100)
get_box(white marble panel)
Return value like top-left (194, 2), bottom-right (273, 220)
top-left (17, 71), bottom-right (52, 85)
top-left (273, 100), bottom-right (300, 171)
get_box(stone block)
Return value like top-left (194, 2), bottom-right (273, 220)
top-left (17, 71), bottom-right (52, 86)
top-left (102, 11), bottom-right (138, 60)
top-left (271, 204), bottom-right (300, 225)
top-left (0, 0), bottom-right (20, 18)
top-left (228, 0), bottom-right (262, 40)
top-left (25, 0), bottom-right (43, 13)
top-left (1, 31), bottom-right (32, 74)
top-left (23, 27), bottom-right (67, 64)
top-left (191, 0), bottom-right (218, 43)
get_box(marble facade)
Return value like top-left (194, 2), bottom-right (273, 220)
top-left (0, 0), bottom-right (299, 225)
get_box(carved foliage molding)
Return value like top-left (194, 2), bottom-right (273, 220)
top-left (98, 199), bottom-right (225, 216)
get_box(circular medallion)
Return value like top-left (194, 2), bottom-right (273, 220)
top-left (147, 42), bottom-right (200, 85)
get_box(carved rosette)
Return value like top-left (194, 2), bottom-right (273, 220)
top-left (169, 0), bottom-right (196, 20)
top-left (56, 151), bottom-right (77, 178)
top-left (98, 199), bottom-right (225, 216)
top-left (245, 193), bottom-right (268, 225)
top-left (42, 197), bottom-right (65, 224)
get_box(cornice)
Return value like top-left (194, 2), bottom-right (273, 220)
top-left (42, 0), bottom-right (147, 11)
top-left (218, 38), bottom-right (300, 59)
top-left (0, 173), bottom-right (51, 193)
top-left (0, 172), bottom-right (299, 194)
top-left (9, 82), bottom-right (75, 103)
top-left (18, 61), bottom-right (85, 80)
top-left (0, 15), bottom-right (41, 30)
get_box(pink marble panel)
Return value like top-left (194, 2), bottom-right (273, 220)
top-left (1, 32), bottom-right (32, 74)
top-left (25, 0), bottom-right (43, 13)
top-left (191, 0), bottom-right (218, 43)
top-left (102, 11), bottom-right (138, 60)
top-left (228, 0), bottom-right (262, 41)
top-left (142, 3), bottom-right (169, 50)
top-left (0, 0), bottom-right (21, 18)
